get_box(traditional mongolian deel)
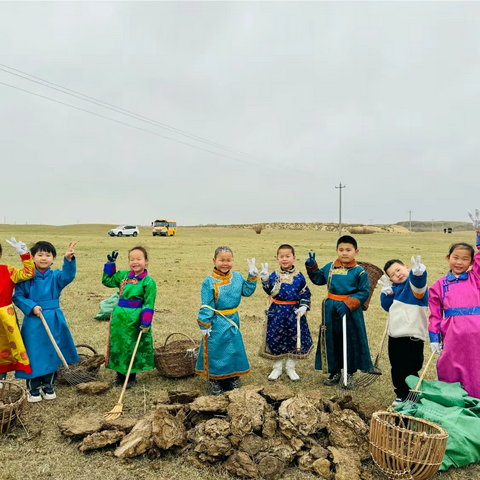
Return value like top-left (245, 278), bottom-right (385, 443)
top-left (13, 258), bottom-right (78, 379)
top-left (195, 269), bottom-right (257, 380)
top-left (428, 232), bottom-right (480, 399)
top-left (0, 253), bottom-right (34, 374)
top-left (260, 266), bottom-right (312, 359)
top-left (102, 264), bottom-right (157, 375)
top-left (306, 259), bottom-right (373, 374)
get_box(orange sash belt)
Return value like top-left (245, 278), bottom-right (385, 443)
top-left (327, 292), bottom-right (349, 301)
top-left (271, 299), bottom-right (297, 305)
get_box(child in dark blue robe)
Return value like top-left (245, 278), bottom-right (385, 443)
top-left (259, 244), bottom-right (312, 381)
top-left (305, 235), bottom-right (373, 389)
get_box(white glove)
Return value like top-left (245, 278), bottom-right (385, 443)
top-left (202, 328), bottom-right (211, 338)
top-left (247, 258), bottom-right (259, 276)
top-left (294, 305), bottom-right (308, 317)
top-left (468, 209), bottom-right (480, 230)
top-left (430, 342), bottom-right (442, 355)
top-left (411, 255), bottom-right (426, 276)
top-left (378, 275), bottom-right (393, 295)
top-left (260, 263), bottom-right (269, 282)
top-left (5, 237), bottom-right (28, 255)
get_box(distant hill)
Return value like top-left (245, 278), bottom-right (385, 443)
top-left (395, 221), bottom-right (473, 233)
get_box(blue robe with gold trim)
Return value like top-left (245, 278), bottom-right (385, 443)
top-left (306, 260), bottom-right (373, 374)
top-left (195, 269), bottom-right (256, 379)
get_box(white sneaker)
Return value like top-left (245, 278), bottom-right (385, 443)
top-left (268, 360), bottom-right (283, 381)
top-left (391, 397), bottom-right (405, 407)
top-left (28, 392), bottom-right (42, 403)
top-left (285, 358), bottom-right (300, 381)
top-left (40, 388), bottom-right (56, 400)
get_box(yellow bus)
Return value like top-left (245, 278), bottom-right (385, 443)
top-left (152, 219), bottom-right (177, 236)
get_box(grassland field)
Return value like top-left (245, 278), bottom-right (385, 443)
top-left (0, 224), bottom-right (477, 480)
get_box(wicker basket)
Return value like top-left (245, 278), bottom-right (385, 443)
top-left (369, 411), bottom-right (448, 480)
top-left (357, 261), bottom-right (384, 311)
top-left (57, 344), bottom-right (104, 385)
top-left (0, 381), bottom-right (27, 434)
top-left (154, 333), bottom-right (200, 378)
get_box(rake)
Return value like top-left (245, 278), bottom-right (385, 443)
top-left (356, 317), bottom-right (389, 387)
top-left (39, 312), bottom-right (96, 386)
top-left (403, 349), bottom-right (437, 407)
top-left (104, 329), bottom-right (144, 420)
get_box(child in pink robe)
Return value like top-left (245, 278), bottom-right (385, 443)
top-left (428, 210), bottom-right (480, 398)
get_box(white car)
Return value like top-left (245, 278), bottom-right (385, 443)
top-left (108, 225), bottom-right (139, 237)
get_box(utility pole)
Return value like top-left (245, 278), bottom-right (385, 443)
top-left (335, 182), bottom-right (346, 237)
top-left (408, 210), bottom-right (413, 233)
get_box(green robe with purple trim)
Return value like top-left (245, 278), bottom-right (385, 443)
top-left (102, 266), bottom-right (157, 374)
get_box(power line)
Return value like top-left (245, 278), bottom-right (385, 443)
top-left (0, 63), bottom-right (312, 177)
top-left (0, 80), bottom-right (311, 176)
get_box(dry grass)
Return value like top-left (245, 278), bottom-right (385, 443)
top-left (0, 225), bottom-right (477, 479)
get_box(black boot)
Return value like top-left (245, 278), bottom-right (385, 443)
top-left (208, 380), bottom-right (223, 396)
top-left (221, 377), bottom-right (240, 392)
top-left (126, 373), bottom-right (137, 389)
top-left (115, 372), bottom-right (126, 386)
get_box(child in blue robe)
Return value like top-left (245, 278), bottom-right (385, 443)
top-left (14, 241), bottom-right (79, 402)
top-left (259, 244), bottom-right (312, 381)
top-left (306, 235), bottom-right (373, 389)
top-left (195, 246), bottom-right (257, 395)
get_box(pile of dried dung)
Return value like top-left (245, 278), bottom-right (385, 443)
top-left (59, 385), bottom-right (375, 479)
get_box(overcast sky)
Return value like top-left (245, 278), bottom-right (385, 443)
top-left (1, 2), bottom-right (479, 226)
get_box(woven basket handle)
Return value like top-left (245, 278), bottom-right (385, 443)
top-left (75, 344), bottom-right (98, 355)
top-left (164, 333), bottom-right (197, 347)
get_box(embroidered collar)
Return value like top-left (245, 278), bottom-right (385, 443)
top-left (211, 268), bottom-right (232, 280)
top-left (446, 271), bottom-right (468, 281)
top-left (333, 259), bottom-right (357, 268)
top-left (279, 265), bottom-right (296, 274)
top-left (128, 270), bottom-right (148, 279)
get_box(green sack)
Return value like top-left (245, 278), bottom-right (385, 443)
top-left (94, 292), bottom-right (119, 321)
top-left (396, 375), bottom-right (480, 471)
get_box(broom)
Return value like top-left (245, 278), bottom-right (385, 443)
top-left (104, 329), bottom-right (144, 420)
top-left (38, 312), bottom-right (96, 386)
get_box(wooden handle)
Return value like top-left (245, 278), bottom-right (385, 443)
top-left (342, 314), bottom-right (347, 387)
top-left (412, 350), bottom-right (437, 392)
top-left (118, 330), bottom-right (144, 405)
top-left (39, 312), bottom-right (69, 369)
top-left (373, 318), bottom-right (389, 366)
top-left (296, 312), bottom-right (302, 352)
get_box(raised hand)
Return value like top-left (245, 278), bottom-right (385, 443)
top-left (5, 237), bottom-right (28, 255)
top-left (378, 275), bottom-right (393, 295)
top-left (305, 251), bottom-right (316, 267)
top-left (247, 258), bottom-right (259, 276)
top-left (410, 255), bottom-right (426, 276)
top-left (107, 251), bottom-right (119, 263)
top-left (65, 242), bottom-right (77, 261)
top-left (468, 209), bottom-right (480, 230)
top-left (260, 262), bottom-right (270, 282)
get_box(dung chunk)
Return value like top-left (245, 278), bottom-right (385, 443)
top-left (79, 353), bottom-right (105, 370)
top-left (101, 417), bottom-right (138, 434)
top-left (227, 388), bottom-right (268, 437)
top-left (303, 390), bottom-right (324, 411)
top-left (190, 419), bottom-right (234, 459)
top-left (298, 452), bottom-right (315, 471)
top-left (278, 394), bottom-right (328, 439)
top-left (59, 414), bottom-right (103, 439)
top-left (263, 436), bottom-right (296, 464)
top-left (310, 445), bottom-right (329, 459)
top-left (239, 434), bottom-right (266, 456)
top-left (312, 457), bottom-right (334, 479)
top-left (262, 404), bottom-right (278, 438)
top-left (79, 430), bottom-right (125, 452)
top-left (328, 446), bottom-right (361, 480)
top-left (327, 409), bottom-right (369, 461)
top-left (190, 394), bottom-right (229, 413)
top-left (167, 390), bottom-right (199, 404)
top-left (224, 451), bottom-right (258, 479)
top-left (257, 454), bottom-right (286, 480)
top-left (114, 416), bottom-right (153, 458)
top-left (151, 408), bottom-right (187, 450)
top-left (261, 384), bottom-right (294, 403)
top-left (76, 381), bottom-right (110, 395)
